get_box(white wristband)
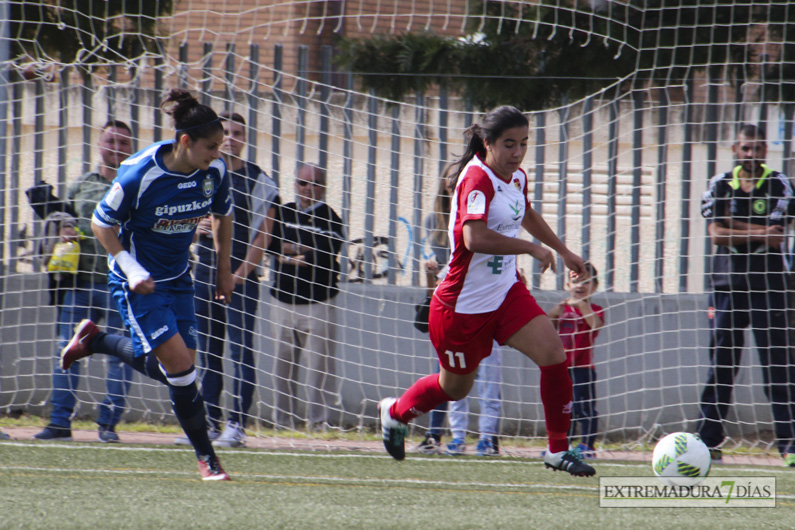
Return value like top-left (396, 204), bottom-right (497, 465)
top-left (114, 250), bottom-right (151, 289)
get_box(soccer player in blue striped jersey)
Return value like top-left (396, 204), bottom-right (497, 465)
top-left (61, 89), bottom-right (234, 481)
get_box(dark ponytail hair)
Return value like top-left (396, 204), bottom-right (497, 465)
top-left (448, 105), bottom-right (529, 189)
top-left (160, 88), bottom-right (222, 142)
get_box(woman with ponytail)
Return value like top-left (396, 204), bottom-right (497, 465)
top-left (379, 106), bottom-right (595, 477)
top-left (61, 89), bottom-right (234, 480)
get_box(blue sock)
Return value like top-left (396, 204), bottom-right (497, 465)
top-left (166, 366), bottom-right (215, 460)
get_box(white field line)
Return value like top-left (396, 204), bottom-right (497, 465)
top-left (0, 464), bottom-right (597, 493)
top-left (5, 464), bottom-right (795, 501)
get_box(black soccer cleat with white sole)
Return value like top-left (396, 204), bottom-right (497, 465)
top-left (543, 448), bottom-right (596, 477)
top-left (379, 398), bottom-right (408, 461)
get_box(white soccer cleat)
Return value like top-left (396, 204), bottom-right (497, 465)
top-left (379, 398), bottom-right (408, 461)
top-left (543, 447), bottom-right (596, 477)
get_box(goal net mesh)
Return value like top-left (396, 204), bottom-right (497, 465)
top-left (1, 0), bottom-right (793, 458)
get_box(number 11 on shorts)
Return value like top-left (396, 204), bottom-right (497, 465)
top-left (445, 350), bottom-right (466, 370)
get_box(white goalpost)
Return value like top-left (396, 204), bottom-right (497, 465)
top-left (1, 0), bottom-right (794, 459)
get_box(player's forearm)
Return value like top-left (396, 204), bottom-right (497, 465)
top-left (522, 207), bottom-right (569, 256)
top-left (463, 220), bottom-right (536, 256)
top-left (91, 221), bottom-right (125, 256)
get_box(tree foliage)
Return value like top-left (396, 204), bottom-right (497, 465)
top-left (335, 0), bottom-right (795, 110)
top-left (10, 0), bottom-right (173, 65)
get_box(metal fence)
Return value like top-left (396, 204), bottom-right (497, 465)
top-left (3, 43), bottom-right (795, 294)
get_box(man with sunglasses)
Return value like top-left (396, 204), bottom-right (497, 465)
top-left (269, 163), bottom-right (345, 432)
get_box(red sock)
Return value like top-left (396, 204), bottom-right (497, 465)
top-left (540, 361), bottom-right (572, 453)
top-left (390, 373), bottom-right (452, 424)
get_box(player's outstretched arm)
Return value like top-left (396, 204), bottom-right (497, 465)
top-left (521, 207), bottom-right (585, 277)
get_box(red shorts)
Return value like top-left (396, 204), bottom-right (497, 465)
top-left (428, 281), bottom-right (546, 374)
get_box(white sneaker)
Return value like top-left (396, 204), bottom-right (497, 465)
top-left (379, 397), bottom-right (408, 461)
top-left (213, 422), bottom-right (246, 448)
top-left (175, 428), bottom-right (221, 446)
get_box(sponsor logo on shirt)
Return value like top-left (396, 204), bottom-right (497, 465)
top-left (494, 221), bottom-right (521, 233)
top-left (178, 181), bottom-right (197, 189)
top-left (509, 200), bottom-right (522, 221)
top-left (154, 199), bottom-right (213, 217)
top-left (152, 214), bottom-right (206, 234)
top-left (467, 190), bottom-right (486, 215)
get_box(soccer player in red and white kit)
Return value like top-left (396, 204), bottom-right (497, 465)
top-left (379, 106), bottom-right (595, 476)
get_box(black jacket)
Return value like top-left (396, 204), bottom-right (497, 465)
top-left (269, 201), bottom-right (345, 304)
top-left (701, 165), bottom-right (794, 291)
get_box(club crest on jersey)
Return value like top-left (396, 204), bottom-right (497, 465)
top-left (513, 178), bottom-right (521, 191)
top-left (203, 176), bottom-right (214, 197)
top-left (753, 199), bottom-right (767, 215)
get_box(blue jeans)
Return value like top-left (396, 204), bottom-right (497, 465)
top-left (448, 345), bottom-right (502, 439)
top-left (194, 264), bottom-right (260, 429)
top-left (428, 364), bottom-right (449, 436)
top-left (50, 281), bottom-right (134, 429)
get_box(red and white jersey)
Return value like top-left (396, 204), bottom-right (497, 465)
top-left (435, 154), bottom-right (530, 314)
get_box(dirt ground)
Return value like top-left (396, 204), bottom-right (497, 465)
top-left (2, 426), bottom-right (787, 468)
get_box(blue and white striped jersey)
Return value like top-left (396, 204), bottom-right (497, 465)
top-left (93, 140), bottom-right (233, 282)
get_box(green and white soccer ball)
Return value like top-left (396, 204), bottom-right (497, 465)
top-left (652, 432), bottom-right (711, 486)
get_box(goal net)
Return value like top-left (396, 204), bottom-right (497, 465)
top-left (1, 0), bottom-right (793, 460)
